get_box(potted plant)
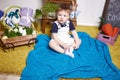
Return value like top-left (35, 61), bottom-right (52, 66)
top-left (41, 2), bottom-right (59, 19)
top-left (35, 9), bottom-right (42, 19)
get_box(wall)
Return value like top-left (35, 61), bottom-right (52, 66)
top-left (0, 0), bottom-right (106, 26)
top-left (77, 0), bottom-right (106, 26)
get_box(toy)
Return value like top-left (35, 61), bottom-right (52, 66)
top-left (97, 23), bottom-right (120, 45)
top-left (19, 7), bottom-right (34, 27)
top-left (101, 23), bottom-right (113, 36)
top-left (4, 9), bottom-right (20, 28)
top-left (97, 28), bottom-right (119, 45)
top-left (70, 0), bottom-right (80, 19)
top-left (11, 9), bottom-right (20, 24)
top-left (0, 10), bottom-right (4, 20)
top-left (101, 23), bottom-right (119, 37)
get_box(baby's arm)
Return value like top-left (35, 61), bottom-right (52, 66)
top-left (71, 30), bottom-right (81, 49)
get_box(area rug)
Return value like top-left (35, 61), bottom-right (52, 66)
top-left (20, 32), bottom-right (120, 80)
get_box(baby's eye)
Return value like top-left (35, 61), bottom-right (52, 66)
top-left (63, 15), bottom-right (67, 17)
top-left (58, 14), bottom-right (62, 16)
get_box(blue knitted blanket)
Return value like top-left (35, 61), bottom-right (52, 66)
top-left (20, 32), bottom-right (120, 80)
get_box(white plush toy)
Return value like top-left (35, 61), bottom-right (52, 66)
top-left (19, 7), bottom-right (34, 27)
top-left (4, 9), bottom-right (20, 28)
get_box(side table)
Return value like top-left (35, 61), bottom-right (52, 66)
top-left (41, 17), bottom-right (56, 33)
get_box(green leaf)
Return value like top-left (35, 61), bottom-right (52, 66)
top-left (42, 2), bottom-right (59, 16)
top-left (24, 27), bottom-right (33, 35)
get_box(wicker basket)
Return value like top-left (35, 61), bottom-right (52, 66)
top-left (0, 6), bottom-right (36, 51)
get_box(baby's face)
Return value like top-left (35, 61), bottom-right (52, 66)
top-left (57, 10), bottom-right (69, 24)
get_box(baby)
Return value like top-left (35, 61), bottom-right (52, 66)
top-left (49, 4), bottom-right (81, 58)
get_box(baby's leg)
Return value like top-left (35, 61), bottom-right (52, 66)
top-left (49, 40), bottom-right (75, 58)
top-left (70, 39), bottom-right (81, 49)
top-left (49, 40), bottom-right (64, 54)
top-left (70, 41), bottom-right (76, 49)
top-left (49, 40), bottom-right (74, 58)
top-left (65, 46), bottom-right (74, 58)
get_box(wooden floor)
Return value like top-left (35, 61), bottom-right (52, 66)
top-left (0, 74), bottom-right (20, 80)
top-left (0, 74), bottom-right (101, 80)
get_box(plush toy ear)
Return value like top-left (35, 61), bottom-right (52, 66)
top-left (102, 23), bottom-right (113, 36)
top-left (112, 27), bottom-right (119, 36)
top-left (14, 9), bottom-right (19, 18)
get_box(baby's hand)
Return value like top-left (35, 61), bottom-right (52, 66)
top-left (75, 39), bottom-right (82, 49)
top-left (75, 44), bottom-right (79, 49)
top-left (63, 43), bottom-right (69, 50)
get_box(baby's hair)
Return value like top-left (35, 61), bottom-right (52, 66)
top-left (57, 4), bottom-right (71, 14)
